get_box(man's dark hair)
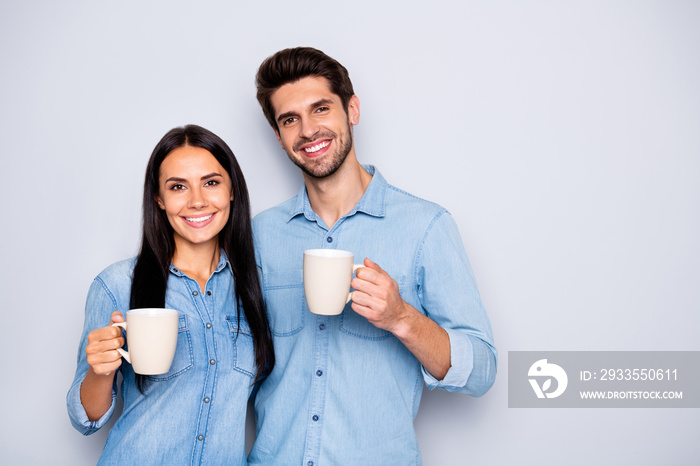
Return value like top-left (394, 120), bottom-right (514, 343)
top-left (256, 47), bottom-right (355, 131)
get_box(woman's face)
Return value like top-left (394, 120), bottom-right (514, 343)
top-left (156, 145), bottom-right (233, 251)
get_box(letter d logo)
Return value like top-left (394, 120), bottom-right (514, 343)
top-left (528, 359), bottom-right (568, 399)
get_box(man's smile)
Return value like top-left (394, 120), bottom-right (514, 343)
top-left (302, 140), bottom-right (330, 154)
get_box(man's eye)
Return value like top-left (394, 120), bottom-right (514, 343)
top-left (283, 117), bottom-right (297, 126)
top-left (316, 106), bottom-right (329, 113)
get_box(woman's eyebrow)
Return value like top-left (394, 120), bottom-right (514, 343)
top-left (165, 173), bottom-right (223, 183)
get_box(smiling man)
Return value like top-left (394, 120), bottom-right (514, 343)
top-left (249, 47), bottom-right (497, 465)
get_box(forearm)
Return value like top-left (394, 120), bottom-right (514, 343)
top-left (80, 367), bottom-right (116, 421)
top-left (392, 303), bottom-right (451, 381)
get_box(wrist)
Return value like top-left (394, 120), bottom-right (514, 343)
top-left (390, 303), bottom-right (420, 341)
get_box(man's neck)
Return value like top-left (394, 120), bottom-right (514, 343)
top-left (304, 156), bottom-right (372, 229)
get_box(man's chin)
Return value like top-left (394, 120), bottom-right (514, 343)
top-left (293, 157), bottom-right (344, 179)
top-left (301, 165), bottom-right (337, 179)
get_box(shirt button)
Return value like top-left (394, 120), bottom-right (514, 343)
top-left (316, 370), bottom-right (323, 377)
top-left (197, 435), bottom-right (204, 441)
top-left (204, 397), bottom-right (210, 403)
top-left (312, 414), bottom-right (319, 421)
top-left (193, 291), bottom-right (199, 296)
top-left (210, 359), bottom-right (216, 365)
top-left (307, 462), bottom-right (314, 466)
top-left (319, 323), bottom-right (325, 330)
top-left (206, 323), bottom-right (212, 329)
top-left (207, 291), bottom-right (212, 296)
top-left (326, 236), bottom-right (333, 243)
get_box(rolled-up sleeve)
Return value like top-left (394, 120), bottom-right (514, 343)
top-left (416, 210), bottom-right (497, 396)
top-left (66, 277), bottom-right (120, 434)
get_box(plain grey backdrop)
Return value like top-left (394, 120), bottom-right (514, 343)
top-left (1, 1), bottom-right (698, 464)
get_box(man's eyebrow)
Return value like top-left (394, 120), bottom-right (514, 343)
top-left (276, 110), bottom-right (296, 124)
top-left (276, 99), bottom-right (335, 123)
top-left (310, 98), bottom-right (334, 108)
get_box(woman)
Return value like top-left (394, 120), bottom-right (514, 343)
top-left (67, 125), bottom-right (274, 464)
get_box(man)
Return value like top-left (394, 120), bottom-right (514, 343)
top-left (249, 47), bottom-right (497, 465)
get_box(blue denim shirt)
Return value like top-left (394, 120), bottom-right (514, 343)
top-left (249, 166), bottom-right (497, 465)
top-left (66, 251), bottom-right (255, 465)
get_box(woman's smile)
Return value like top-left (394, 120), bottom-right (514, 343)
top-left (181, 212), bottom-right (216, 227)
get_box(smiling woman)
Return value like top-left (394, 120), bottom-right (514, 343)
top-left (156, 145), bottom-right (235, 289)
top-left (66, 125), bottom-right (275, 465)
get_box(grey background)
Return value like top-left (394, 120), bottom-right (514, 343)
top-left (1, 1), bottom-right (698, 464)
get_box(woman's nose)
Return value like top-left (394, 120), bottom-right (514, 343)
top-left (188, 187), bottom-right (207, 208)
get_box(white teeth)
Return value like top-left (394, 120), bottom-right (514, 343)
top-left (303, 141), bottom-right (330, 153)
top-left (185, 214), bottom-right (213, 223)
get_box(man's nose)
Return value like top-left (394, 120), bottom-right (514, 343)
top-left (300, 117), bottom-right (319, 139)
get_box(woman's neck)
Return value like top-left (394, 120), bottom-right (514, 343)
top-left (171, 238), bottom-right (221, 292)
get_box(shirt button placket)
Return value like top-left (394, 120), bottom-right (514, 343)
top-left (192, 280), bottom-right (216, 463)
top-left (303, 315), bottom-right (330, 464)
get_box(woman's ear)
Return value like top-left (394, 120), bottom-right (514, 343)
top-left (155, 195), bottom-right (165, 210)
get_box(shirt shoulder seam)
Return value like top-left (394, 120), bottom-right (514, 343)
top-left (94, 275), bottom-right (119, 310)
top-left (413, 208), bottom-right (451, 287)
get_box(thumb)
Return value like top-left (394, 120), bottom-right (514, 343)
top-left (364, 257), bottom-right (384, 273)
top-left (110, 311), bottom-right (124, 324)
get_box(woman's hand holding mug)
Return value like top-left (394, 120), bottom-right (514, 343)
top-left (85, 311), bottom-right (125, 377)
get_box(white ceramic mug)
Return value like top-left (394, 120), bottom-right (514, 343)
top-left (303, 249), bottom-right (363, 315)
top-left (111, 308), bottom-right (179, 375)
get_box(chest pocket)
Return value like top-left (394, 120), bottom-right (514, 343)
top-left (340, 274), bottom-right (408, 340)
top-left (263, 268), bottom-right (305, 337)
top-left (147, 314), bottom-right (194, 381)
top-left (226, 316), bottom-right (256, 377)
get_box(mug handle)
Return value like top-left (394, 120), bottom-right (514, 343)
top-left (111, 322), bottom-right (131, 364)
top-left (346, 264), bottom-right (364, 304)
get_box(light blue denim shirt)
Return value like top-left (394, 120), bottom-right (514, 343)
top-left (249, 166), bottom-right (497, 465)
top-left (66, 251), bottom-right (255, 465)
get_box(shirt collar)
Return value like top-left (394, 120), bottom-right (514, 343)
top-left (169, 248), bottom-right (231, 276)
top-left (286, 164), bottom-right (387, 223)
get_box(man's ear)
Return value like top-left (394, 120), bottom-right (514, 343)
top-left (348, 95), bottom-right (360, 126)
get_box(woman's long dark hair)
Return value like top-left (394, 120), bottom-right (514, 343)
top-left (130, 124), bottom-right (274, 390)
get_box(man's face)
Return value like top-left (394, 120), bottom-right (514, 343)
top-left (270, 76), bottom-right (359, 179)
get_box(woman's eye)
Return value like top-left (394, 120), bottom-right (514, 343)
top-left (205, 180), bottom-right (220, 187)
top-left (170, 184), bottom-right (186, 191)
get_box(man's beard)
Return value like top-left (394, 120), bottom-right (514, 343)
top-left (287, 121), bottom-right (353, 179)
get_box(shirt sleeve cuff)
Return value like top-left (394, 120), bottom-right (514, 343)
top-left (422, 328), bottom-right (474, 391)
top-left (66, 376), bottom-right (117, 435)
